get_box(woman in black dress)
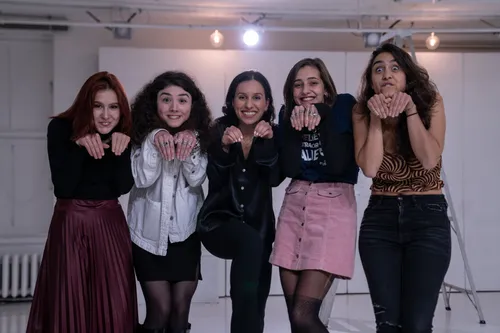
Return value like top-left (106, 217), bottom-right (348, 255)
top-left (26, 71), bottom-right (138, 333)
top-left (127, 71), bottom-right (212, 333)
top-left (197, 70), bottom-right (281, 333)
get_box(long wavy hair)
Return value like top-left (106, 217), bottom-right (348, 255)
top-left (282, 58), bottom-right (338, 117)
top-left (54, 71), bottom-right (132, 139)
top-left (220, 70), bottom-right (276, 126)
top-left (357, 43), bottom-right (438, 158)
top-left (130, 71), bottom-right (212, 152)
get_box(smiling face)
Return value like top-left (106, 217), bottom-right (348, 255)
top-left (156, 85), bottom-right (192, 128)
top-left (292, 65), bottom-right (326, 108)
top-left (371, 52), bottom-right (407, 97)
top-left (232, 79), bottom-right (269, 126)
top-left (93, 89), bottom-right (121, 135)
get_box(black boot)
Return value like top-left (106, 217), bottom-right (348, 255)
top-left (138, 324), bottom-right (167, 333)
top-left (165, 323), bottom-right (192, 333)
top-left (165, 322), bottom-right (191, 333)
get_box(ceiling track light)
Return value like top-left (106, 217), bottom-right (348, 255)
top-left (243, 29), bottom-right (259, 46)
top-left (425, 31), bottom-right (440, 50)
top-left (209, 29), bottom-right (224, 48)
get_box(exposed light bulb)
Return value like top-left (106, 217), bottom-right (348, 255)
top-left (425, 32), bottom-right (440, 50)
top-left (210, 30), bottom-right (224, 48)
top-left (243, 29), bottom-right (259, 46)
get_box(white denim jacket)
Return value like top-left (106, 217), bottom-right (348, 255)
top-left (127, 129), bottom-right (207, 256)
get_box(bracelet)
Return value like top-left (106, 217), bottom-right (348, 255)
top-left (406, 112), bottom-right (418, 117)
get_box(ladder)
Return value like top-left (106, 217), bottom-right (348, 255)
top-left (319, 32), bottom-right (486, 327)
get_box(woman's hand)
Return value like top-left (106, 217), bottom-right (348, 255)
top-left (111, 132), bottom-right (130, 156)
top-left (290, 105), bottom-right (321, 131)
top-left (305, 105), bottom-right (321, 131)
top-left (222, 126), bottom-right (243, 145)
top-left (174, 130), bottom-right (198, 161)
top-left (389, 92), bottom-right (416, 117)
top-left (221, 126), bottom-right (243, 152)
top-left (153, 130), bottom-right (175, 161)
top-left (75, 134), bottom-right (108, 159)
top-left (254, 121), bottom-right (273, 139)
top-left (290, 105), bottom-right (305, 130)
top-left (367, 94), bottom-right (391, 119)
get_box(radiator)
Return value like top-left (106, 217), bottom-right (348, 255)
top-left (0, 253), bottom-right (41, 301)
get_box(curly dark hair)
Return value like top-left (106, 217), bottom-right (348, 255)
top-left (357, 43), bottom-right (439, 158)
top-left (221, 70), bottom-right (276, 126)
top-left (282, 58), bottom-right (338, 117)
top-left (130, 71), bottom-right (212, 152)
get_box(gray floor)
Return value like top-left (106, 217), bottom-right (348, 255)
top-left (0, 293), bottom-right (498, 332)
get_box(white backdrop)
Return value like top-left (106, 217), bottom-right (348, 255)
top-left (99, 47), bottom-right (500, 301)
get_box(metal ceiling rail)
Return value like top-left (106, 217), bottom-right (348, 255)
top-left (2, 18), bottom-right (500, 34)
top-left (3, 0), bottom-right (500, 19)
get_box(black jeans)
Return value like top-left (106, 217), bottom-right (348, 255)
top-left (200, 222), bottom-right (272, 333)
top-left (359, 195), bottom-right (451, 333)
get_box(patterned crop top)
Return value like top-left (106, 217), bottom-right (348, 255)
top-left (371, 153), bottom-right (444, 193)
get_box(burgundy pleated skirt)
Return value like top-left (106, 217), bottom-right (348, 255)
top-left (26, 199), bottom-right (138, 333)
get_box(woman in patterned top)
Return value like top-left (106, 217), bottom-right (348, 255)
top-left (353, 43), bottom-right (450, 333)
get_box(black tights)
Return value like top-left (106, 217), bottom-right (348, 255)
top-left (140, 279), bottom-right (198, 332)
top-left (200, 222), bottom-right (272, 333)
top-left (280, 268), bottom-right (334, 333)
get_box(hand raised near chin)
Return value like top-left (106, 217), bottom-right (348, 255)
top-left (367, 94), bottom-right (391, 119)
top-left (110, 132), bottom-right (130, 156)
top-left (388, 92), bottom-right (414, 117)
top-left (222, 126), bottom-right (243, 146)
top-left (75, 133), bottom-right (107, 159)
top-left (174, 130), bottom-right (197, 161)
top-left (153, 130), bottom-right (175, 161)
top-left (253, 120), bottom-right (273, 139)
top-left (221, 126), bottom-right (243, 152)
top-left (290, 105), bottom-right (306, 130)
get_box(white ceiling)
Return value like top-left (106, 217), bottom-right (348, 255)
top-left (2, 0), bottom-right (500, 50)
top-left (4, 0), bottom-right (500, 16)
top-left (2, 0), bottom-right (500, 16)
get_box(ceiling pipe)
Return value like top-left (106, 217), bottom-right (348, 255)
top-left (2, 18), bottom-right (500, 34)
top-left (3, 0), bottom-right (500, 20)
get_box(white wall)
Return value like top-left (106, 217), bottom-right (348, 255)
top-left (1, 28), bottom-right (499, 308)
top-left (0, 39), bottom-right (54, 258)
top-left (96, 45), bottom-right (500, 297)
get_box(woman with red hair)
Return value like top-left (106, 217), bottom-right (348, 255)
top-left (26, 71), bottom-right (138, 333)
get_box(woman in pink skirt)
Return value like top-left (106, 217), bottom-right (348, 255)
top-left (269, 58), bottom-right (359, 332)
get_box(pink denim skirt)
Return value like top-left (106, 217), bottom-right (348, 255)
top-left (269, 180), bottom-right (357, 279)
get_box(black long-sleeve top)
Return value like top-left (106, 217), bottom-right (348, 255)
top-left (47, 117), bottom-right (134, 200)
top-left (278, 93), bottom-right (359, 184)
top-left (196, 116), bottom-right (281, 246)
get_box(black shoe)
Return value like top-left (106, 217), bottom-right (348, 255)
top-left (138, 324), bottom-right (167, 333)
top-left (165, 323), bottom-right (191, 333)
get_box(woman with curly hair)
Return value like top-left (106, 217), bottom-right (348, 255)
top-left (26, 71), bottom-right (138, 333)
top-left (353, 43), bottom-right (450, 333)
top-left (197, 70), bottom-right (281, 333)
top-left (127, 71), bottom-right (212, 333)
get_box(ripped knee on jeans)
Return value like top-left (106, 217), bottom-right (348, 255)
top-left (373, 303), bottom-right (401, 332)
